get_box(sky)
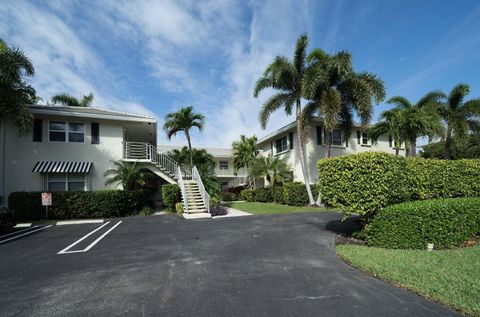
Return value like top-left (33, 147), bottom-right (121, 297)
top-left (1, 0), bottom-right (480, 147)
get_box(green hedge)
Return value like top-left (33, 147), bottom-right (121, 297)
top-left (240, 189), bottom-right (255, 202)
top-left (283, 182), bottom-right (309, 206)
top-left (318, 152), bottom-right (480, 220)
top-left (254, 188), bottom-right (273, 202)
top-left (9, 190), bottom-right (152, 221)
top-left (161, 184), bottom-right (181, 212)
top-left (366, 198), bottom-right (480, 249)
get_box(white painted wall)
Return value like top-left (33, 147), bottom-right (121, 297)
top-left (257, 124), bottom-right (405, 185)
top-left (0, 114), bottom-right (144, 202)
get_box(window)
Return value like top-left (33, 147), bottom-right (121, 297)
top-left (289, 132), bottom-right (294, 150)
top-left (47, 173), bottom-right (85, 191)
top-left (326, 129), bottom-right (342, 146)
top-left (389, 136), bottom-right (393, 148)
top-left (33, 119), bottom-right (43, 142)
top-left (275, 135), bottom-right (288, 153)
top-left (68, 123), bottom-right (84, 143)
top-left (91, 122), bottom-right (100, 144)
top-left (316, 126), bottom-right (322, 145)
top-left (219, 161), bottom-right (229, 170)
top-left (49, 121), bottom-right (84, 143)
top-left (49, 121), bottom-right (66, 142)
top-left (361, 132), bottom-right (368, 145)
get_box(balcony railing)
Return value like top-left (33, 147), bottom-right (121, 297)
top-left (215, 167), bottom-right (247, 177)
top-left (123, 141), bottom-right (178, 179)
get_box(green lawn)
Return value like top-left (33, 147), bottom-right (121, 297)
top-left (224, 201), bottom-right (330, 215)
top-left (337, 244), bottom-right (480, 316)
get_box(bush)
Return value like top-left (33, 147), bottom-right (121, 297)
top-left (210, 196), bottom-right (220, 208)
top-left (162, 184), bottom-right (181, 212)
top-left (240, 189), bottom-right (255, 202)
top-left (317, 152), bottom-right (480, 220)
top-left (9, 190), bottom-right (152, 221)
top-left (138, 206), bottom-right (154, 216)
top-left (254, 188), bottom-right (273, 202)
top-left (226, 185), bottom-right (245, 196)
top-left (272, 186), bottom-right (284, 203)
top-left (366, 198), bottom-right (480, 249)
top-left (175, 202), bottom-right (184, 214)
top-left (220, 192), bottom-right (237, 201)
top-left (283, 182), bottom-right (309, 206)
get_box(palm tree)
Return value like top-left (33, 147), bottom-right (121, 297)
top-left (163, 106), bottom-right (205, 167)
top-left (104, 161), bottom-right (149, 191)
top-left (232, 135), bottom-right (257, 173)
top-left (369, 108), bottom-right (404, 155)
top-left (438, 84), bottom-right (480, 159)
top-left (0, 38), bottom-right (36, 136)
top-left (51, 92), bottom-right (94, 107)
top-left (249, 156), bottom-right (290, 193)
top-left (167, 146), bottom-right (215, 176)
top-left (253, 34), bottom-right (315, 205)
top-left (386, 92), bottom-right (444, 156)
top-left (302, 48), bottom-right (385, 158)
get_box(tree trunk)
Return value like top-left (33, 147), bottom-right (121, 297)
top-left (444, 124), bottom-right (452, 160)
top-left (295, 101), bottom-right (315, 206)
top-left (395, 147), bottom-right (399, 156)
top-left (410, 138), bottom-right (417, 157)
top-left (185, 130), bottom-right (193, 167)
top-left (325, 129), bottom-right (332, 158)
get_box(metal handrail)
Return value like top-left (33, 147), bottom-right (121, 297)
top-left (177, 165), bottom-right (188, 213)
top-left (192, 165), bottom-right (210, 213)
top-left (124, 142), bottom-right (178, 178)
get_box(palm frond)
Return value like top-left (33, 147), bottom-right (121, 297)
top-left (253, 76), bottom-right (272, 98)
top-left (448, 83), bottom-right (469, 109)
top-left (80, 92), bottom-right (94, 107)
top-left (387, 96), bottom-right (412, 109)
top-left (259, 93), bottom-right (294, 129)
top-left (293, 34), bottom-right (308, 73)
top-left (51, 94), bottom-right (80, 107)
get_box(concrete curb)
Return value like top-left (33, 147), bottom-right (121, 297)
top-left (56, 219), bottom-right (104, 225)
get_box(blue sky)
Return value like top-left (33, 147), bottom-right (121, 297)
top-left (1, 0), bottom-right (480, 147)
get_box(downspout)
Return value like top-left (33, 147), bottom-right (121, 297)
top-left (1, 118), bottom-right (5, 205)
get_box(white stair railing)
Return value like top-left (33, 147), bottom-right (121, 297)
top-left (124, 142), bottom-right (178, 179)
top-left (192, 165), bottom-right (210, 213)
top-left (177, 165), bottom-right (189, 213)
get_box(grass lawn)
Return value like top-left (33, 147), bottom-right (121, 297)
top-left (224, 201), bottom-right (330, 215)
top-left (336, 244), bottom-right (480, 316)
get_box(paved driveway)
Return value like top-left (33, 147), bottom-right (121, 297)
top-left (0, 212), bottom-right (460, 316)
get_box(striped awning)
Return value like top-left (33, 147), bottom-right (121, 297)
top-left (32, 161), bottom-right (93, 173)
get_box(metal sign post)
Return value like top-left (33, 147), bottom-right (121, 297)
top-left (41, 192), bottom-right (52, 222)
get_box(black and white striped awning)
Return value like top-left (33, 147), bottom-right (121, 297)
top-left (32, 161), bottom-right (93, 173)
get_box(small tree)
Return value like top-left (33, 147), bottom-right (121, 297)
top-left (369, 108), bottom-right (404, 155)
top-left (104, 161), bottom-right (149, 191)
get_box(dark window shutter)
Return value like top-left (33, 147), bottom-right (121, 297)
top-left (91, 122), bottom-right (100, 144)
top-left (289, 132), bottom-right (294, 150)
top-left (316, 126), bottom-right (322, 145)
top-left (389, 136), bottom-right (392, 147)
top-left (33, 119), bottom-right (42, 142)
top-left (357, 131), bottom-right (361, 144)
top-left (270, 141), bottom-right (273, 154)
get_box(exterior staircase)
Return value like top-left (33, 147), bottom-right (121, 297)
top-left (123, 142), bottom-right (211, 218)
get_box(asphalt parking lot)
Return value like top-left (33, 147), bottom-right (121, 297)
top-left (0, 212), bottom-right (461, 317)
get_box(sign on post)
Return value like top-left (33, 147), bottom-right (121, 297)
top-left (41, 192), bottom-right (52, 221)
top-left (41, 192), bottom-right (52, 206)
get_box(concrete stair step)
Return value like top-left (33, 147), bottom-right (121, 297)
top-left (183, 212), bottom-right (211, 219)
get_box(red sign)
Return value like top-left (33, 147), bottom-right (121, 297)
top-left (41, 192), bottom-right (52, 206)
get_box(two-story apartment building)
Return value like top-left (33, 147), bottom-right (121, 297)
top-left (0, 105), bottom-right (160, 202)
top-left (256, 119), bottom-right (405, 185)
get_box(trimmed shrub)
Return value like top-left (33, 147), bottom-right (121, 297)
top-left (226, 185), bottom-right (245, 196)
top-left (139, 206), bottom-right (154, 216)
top-left (162, 184), bottom-right (181, 212)
top-left (283, 182), bottom-right (309, 206)
top-left (220, 192), bottom-right (237, 201)
top-left (366, 198), bottom-right (480, 249)
top-left (240, 189), bottom-right (255, 202)
top-left (175, 202), bottom-right (184, 214)
top-left (210, 196), bottom-right (220, 208)
top-left (254, 188), bottom-right (273, 202)
top-left (317, 152), bottom-right (480, 220)
top-left (272, 186), bottom-right (284, 203)
top-left (9, 190), bottom-right (152, 221)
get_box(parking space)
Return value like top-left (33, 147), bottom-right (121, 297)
top-left (0, 213), bottom-right (460, 317)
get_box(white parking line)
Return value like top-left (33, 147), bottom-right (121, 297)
top-left (58, 221), bottom-right (122, 254)
top-left (0, 226), bottom-right (38, 239)
top-left (0, 225), bottom-right (52, 244)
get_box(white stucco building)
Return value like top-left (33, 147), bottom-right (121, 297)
top-left (0, 105), bottom-right (158, 203)
top-left (256, 119), bottom-right (406, 185)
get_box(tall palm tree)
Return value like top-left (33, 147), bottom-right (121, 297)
top-left (438, 83), bottom-right (480, 159)
top-left (104, 161), bottom-right (149, 191)
top-left (0, 38), bottom-right (36, 136)
top-left (369, 108), bottom-right (404, 155)
top-left (232, 135), bottom-right (257, 173)
top-left (302, 48), bottom-right (385, 158)
top-left (386, 92), bottom-right (444, 156)
top-left (163, 106), bottom-right (205, 166)
top-left (51, 92), bottom-right (94, 107)
top-left (253, 34), bottom-right (315, 205)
